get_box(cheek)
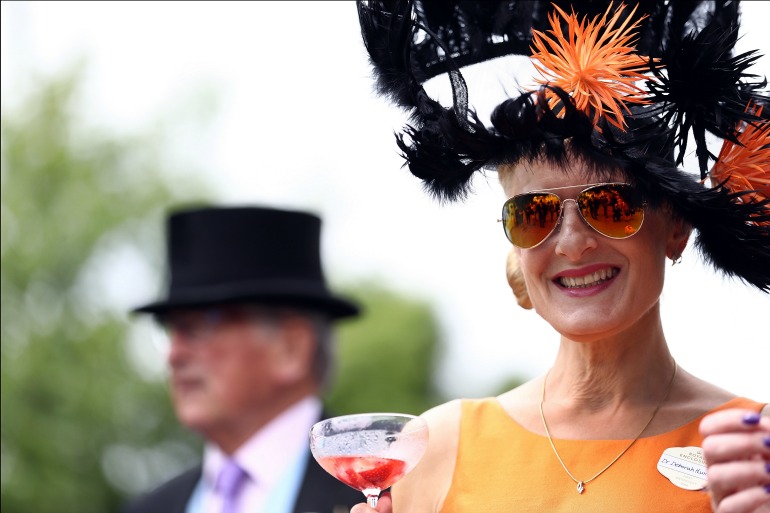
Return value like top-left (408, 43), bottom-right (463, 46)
top-left (637, 218), bottom-right (671, 267)
top-left (220, 345), bottom-right (272, 393)
top-left (638, 247), bottom-right (667, 295)
top-left (517, 250), bottom-right (547, 300)
top-left (198, 345), bottom-right (248, 386)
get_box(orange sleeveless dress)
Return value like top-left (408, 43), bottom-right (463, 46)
top-left (441, 397), bottom-right (764, 513)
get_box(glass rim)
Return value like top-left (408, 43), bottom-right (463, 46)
top-left (309, 413), bottom-right (428, 435)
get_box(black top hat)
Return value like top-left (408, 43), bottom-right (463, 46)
top-left (133, 206), bottom-right (360, 319)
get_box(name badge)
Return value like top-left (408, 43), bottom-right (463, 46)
top-left (656, 446), bottom-right (708, 491)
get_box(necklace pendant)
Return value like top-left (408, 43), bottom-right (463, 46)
top-left (577, 481), bottom-right (585, 494)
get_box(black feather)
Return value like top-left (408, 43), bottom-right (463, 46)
top-left (357, 0), bottom-right (423, 110)
top-left (646, 15), bottom-right (770, 178)
top-left (356, 1), bottom-right (770, 291)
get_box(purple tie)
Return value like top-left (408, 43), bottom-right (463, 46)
top-left (217, 459), bottom-right (248, 513)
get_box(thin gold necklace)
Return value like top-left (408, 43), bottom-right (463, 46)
top-left (539, 363), bottom-right (678, 494)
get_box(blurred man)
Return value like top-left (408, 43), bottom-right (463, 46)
top-left (122, 205), bottom-right (363, 513)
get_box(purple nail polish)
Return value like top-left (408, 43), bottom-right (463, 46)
top-left (766, 462), bottom-right (770, 474)
top-left (766, 483), bottom-right (770, 494)
top-left (765, 435), bottom-right (770, 448)
top-left (742, 413), bottom-right (761, 425)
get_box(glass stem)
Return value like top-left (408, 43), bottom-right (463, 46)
top-left (367, 494), bottom-right (379, 508)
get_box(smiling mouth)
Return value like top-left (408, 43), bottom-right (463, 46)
top-left (557, 267), bottom-right (619, 288)
top-left (172, 374), bottom-right (204, 391)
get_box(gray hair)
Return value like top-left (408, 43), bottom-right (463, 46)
top-left (244, 304), bottom-right (338, 390)
top-left (304, 311), bottom-right (337, 392)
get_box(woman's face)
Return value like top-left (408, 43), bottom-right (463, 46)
top-left (500, 159), bottom-right (688, 341)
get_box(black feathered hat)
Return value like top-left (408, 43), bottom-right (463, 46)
top-left (133, 206), bottom-right (360, 319)
top-left (357, 0), bottom-right (770, 292)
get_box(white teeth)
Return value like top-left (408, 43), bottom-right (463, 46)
top-left (559, 268), bottom-right (618, 288)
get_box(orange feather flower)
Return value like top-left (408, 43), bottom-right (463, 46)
top-left (530, 2), bottom-right (654, 130)
top-left (710, 103), bottom-right (770, 209)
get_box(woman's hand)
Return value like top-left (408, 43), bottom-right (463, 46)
top-left (700, 408), bottom-right (770, 513)
top-left (350, 492), bottom-right (393, 513)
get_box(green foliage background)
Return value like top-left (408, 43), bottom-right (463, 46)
top-left (0, 67), bottom-right (447, 512)
top-left (1, 66), bottom-right (212, 513)
top-left (327, 283), bottom-right (442, 416)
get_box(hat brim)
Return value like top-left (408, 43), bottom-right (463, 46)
top-left (132, 281), bottom-right (360, 320)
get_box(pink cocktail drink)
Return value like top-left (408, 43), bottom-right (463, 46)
top-left (318, 455), bottom-right (407, 493)
top-left (309, 413), bottom-right (429, 507)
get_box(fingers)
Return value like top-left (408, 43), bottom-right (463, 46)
top-left (350, 492), bottom-right (393, 513)
top-left (710, 485), bottom-right (770, 513)
top-left (703, 432), bottom-right (770, 464)
top-left (701, 408), bottom-right (770, 513)
top-left (700, 410), bottom-right (770, 438)
top-left (707, 460), bottom-right (770, 498)
top-left (700, 409), bottom-right (770, 466)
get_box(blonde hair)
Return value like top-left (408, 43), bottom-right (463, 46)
top-left (506, 249), bottom-right (533, 309)
top-left (499, 164), bottom-right (533, 309)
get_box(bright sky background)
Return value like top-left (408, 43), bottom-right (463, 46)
top-left (3, 1), bottom-right (768, 401)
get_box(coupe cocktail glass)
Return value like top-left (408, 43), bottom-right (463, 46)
top-left (309, 413), bottom-right (429, 507)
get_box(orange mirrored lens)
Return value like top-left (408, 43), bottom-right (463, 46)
top-left (576, 184), bottom-right (644, 238)
top-left (503, 193), bottom-right (562, 248)
top-left (502, 184), bottom-right (644, 248)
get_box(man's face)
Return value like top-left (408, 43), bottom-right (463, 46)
top-left (160, 305), bottom-right (291, 444)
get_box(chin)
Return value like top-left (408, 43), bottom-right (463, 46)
top-left (554, 302), bottom-right (660, 341)
top-left (556, 326), bottom-right (621, 343)
top-left (536, 302), bottom-right (622, 337)
top-left (174, 403), bottom-right (214, 431)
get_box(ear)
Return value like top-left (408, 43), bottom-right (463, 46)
top-left (506, 248), bottom-right (533, 309)
top-left (270, 317), bottom-right (316, 385)
top-left (665, 215), bottom-right (692, 261)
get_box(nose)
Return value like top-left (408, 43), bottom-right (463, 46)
top-left (553, 200), bottom-right (598, 260)
top-left (166, 329), bottom-right (191, 368)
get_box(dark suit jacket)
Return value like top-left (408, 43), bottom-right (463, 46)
top-left (120, 448), bottom-right (362, 513)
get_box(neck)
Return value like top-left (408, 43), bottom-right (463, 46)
top-left (548, 304), bottom-right (676, 411)
top-left (208, 384), bottom-right (318, 455)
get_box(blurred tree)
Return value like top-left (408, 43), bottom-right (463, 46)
top-left (327, 283), bottom-right (443, 416)
top-left (0, 64), bottom-right (213, 513)
top-left (1, 65), bottom-right (448, 513)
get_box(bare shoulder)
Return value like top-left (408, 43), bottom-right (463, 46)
top-left (496, 377), bottom-right (543, 432)
top-left (392, 400), bottom-right (463, 513)
top-left (676, 368), bottom-right (737, 409)
top-left (667, 368), bottom-right (756, 430)
top-left (422, 397), bottom-right (464, 425)
top-left (497, 377), bottom-right (541, 404)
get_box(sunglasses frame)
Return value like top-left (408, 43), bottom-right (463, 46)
top-left (501, 182), bottom-right (646, 249)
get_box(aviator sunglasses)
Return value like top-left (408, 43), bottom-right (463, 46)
top-left (501, 183), bottom-right (646, 249)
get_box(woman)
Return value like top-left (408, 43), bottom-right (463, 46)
top-left (352, 1), bottom-right (769, 512)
